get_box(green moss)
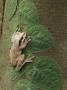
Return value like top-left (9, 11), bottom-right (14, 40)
top-left (14, 79), bottom-right (38, 90)
top-left (22, 56), bottom-right (63, 90)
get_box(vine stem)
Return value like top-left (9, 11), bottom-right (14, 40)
top-left (9, 0), bottom-right (20, 21)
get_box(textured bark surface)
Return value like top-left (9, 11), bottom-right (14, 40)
top-left (0, 0), bottom-right (3, 37)
top-left (0, 0), bottom-right (67, 90)
top-left (34, 1), bottom-right (67, 89)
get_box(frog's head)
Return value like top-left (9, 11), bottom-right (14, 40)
top-left (11, 30), bottom-right (31, 49)
top-left (19, 32), bottom-right (31, 49)
top-left (11, 31), bottom-right (27, 46)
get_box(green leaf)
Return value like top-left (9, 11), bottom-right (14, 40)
top-left (18, 0), bottom-right (39, 29)
top-left (6, 0), bottom-right (17, 19)
top-left (23, 56), bottom-right (63, 90)
top-left (7, 16), bottom-right (18, 46)
top-left (9, 16), bottom-right (18, 32)
top-left (23, 25), bottom-right (54, 54)
top-left (14, 79), bottom-right (38, 90)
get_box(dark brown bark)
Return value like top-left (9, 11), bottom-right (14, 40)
top-left (0, 0), bottom-right (6, 38)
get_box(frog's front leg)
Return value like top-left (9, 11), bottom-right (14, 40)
top-left (19, 35), bottom-right (31, 50)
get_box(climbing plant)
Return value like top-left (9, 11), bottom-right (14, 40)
top-left (6, 0), bottom-right (63, 90)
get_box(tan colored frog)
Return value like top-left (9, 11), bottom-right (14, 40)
top-left (9, 30), bottom-right (34, 71)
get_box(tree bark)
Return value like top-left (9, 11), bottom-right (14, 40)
top-left (0, 0), bottom-right (6, 38)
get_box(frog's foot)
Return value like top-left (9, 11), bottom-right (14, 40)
top-left (25, 56), bottom-right (35, 63)
top-left (27, 36), bottom-right (31, 42)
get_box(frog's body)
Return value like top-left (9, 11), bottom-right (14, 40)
top-left (9, 31), bottom-right (33, 71)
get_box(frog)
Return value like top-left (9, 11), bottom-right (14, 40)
top-left (9, 28), bottom-right (34, 71)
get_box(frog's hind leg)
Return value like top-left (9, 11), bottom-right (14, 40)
top-left (16, 54), bottom-right (25, 71)
top-left (16, 55), bottom-right (35, 71)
